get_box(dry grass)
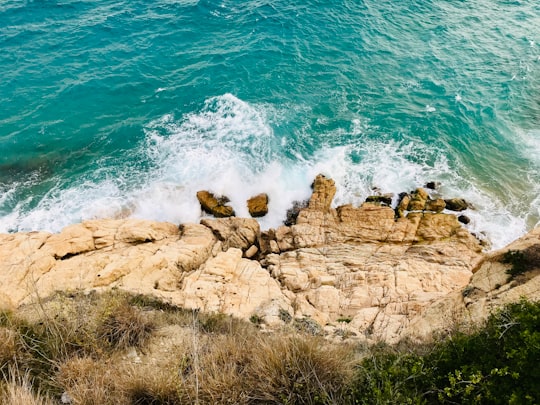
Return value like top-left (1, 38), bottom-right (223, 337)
top-left (0, 291), bottom-right (361, 404)
top-left (0, 327), bottom-right (19, 371)
top-left (54, 356), bottom-right (121, 405)
top-left (97, 302), bottom-right (156, 350)
top-left (0, 367), bottom-right (54, 405)
top-left (247, 334), bottom-right (355, 404)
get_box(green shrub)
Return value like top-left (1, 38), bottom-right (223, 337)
top-left (351, 299), bottom-right (540, 404)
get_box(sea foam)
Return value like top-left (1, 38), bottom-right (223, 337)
top-left (0, 94), bottom-right (533, 250)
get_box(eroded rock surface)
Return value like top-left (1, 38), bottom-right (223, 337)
top-left (2, 174), bottom-right (536, 343)
top-left (405, 226), bottom-right (540, 340)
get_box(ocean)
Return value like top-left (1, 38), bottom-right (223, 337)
top-left (1, 0), bottom-right (539, 249)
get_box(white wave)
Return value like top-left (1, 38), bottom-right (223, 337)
top-left (0, 94), bottom-right (535, 250)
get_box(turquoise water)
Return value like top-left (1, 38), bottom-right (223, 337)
top-left (1, 0), bottom-right (539, 248)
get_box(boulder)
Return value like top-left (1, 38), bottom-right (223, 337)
top-left (425, 198), bottom-right (446, 213)
top-left (396, 193), bottom-right (411, 218)
top-left (444, 198), bottom-right (470, 212)
top-left (247, 193), bottom-right (269, 217)
top-left (200, 217), bottom-right (260, 252)
top-left (196, 191), bottom-right (235, 218)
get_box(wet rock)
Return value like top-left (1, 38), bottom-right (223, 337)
top-left (395, 192), bottom-right (411, 218)
top-left (425, 181), bottom-right (441, 190)
top-left (445, 198), bottom-right (470, 212)
top-left (247, 193), bottom-right (269, 218)
top-left (365, 194), bottom-right (393, 206)
top-left (425, 198), bottom-right (446, 213)
top-left (284, 200), bottom-right (309, 226)
top-left (196, 191), bottom-right (235, 218)
top-left (458, 215), bottom-right (471, 224)
top-left (407, 188), bottom-right (428, 211)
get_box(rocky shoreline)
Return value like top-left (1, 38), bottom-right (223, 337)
top-left (1, 174), bottom-right (538, 343)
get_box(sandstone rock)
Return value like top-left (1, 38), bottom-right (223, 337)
top-left (200, 217), bottom-right (259, 252)
top-left (425, 198), bottom-right (446, 213)
top-left (407, 188), bottom-right (428, 211)
top-left (396, 193), bottom-right (411, 218)
top-left (178, 248), bottom-right (292, 322)
top-left (405, 226), bottom-right (540, 340)
top-left (196, 191), bottom-right (235, 218)
top-left (41, 223), bottom-right (94, 258)
top-left (0, 220), bottom-right (217, 310)
top-left (1, 174), bottom-right (521, 345)
top-left (247, 193), bottom-right (269, 217)
top-left (244, 245), bottom-right (258, 258)
top-left (308, 174), bottom-right (336, 211)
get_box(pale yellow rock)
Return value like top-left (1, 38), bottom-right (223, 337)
top-left (405, 226), bottom-right (540, 340)
top-left (4, 175), bottom-right (536, 345)
top-left (178, 248), bottom-right (291, 321)
top-left (41, 223), bottom-right (94, 258)
top-left (244, 245), bottom-right (258, 258)
top-left (200, 217), bottom-right (259, 251)
top-left (308, 174), bottom-right (336, 211)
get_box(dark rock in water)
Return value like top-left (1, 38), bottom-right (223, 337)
top-left (458, 215), bottom-right (471, 224)
top-left (445, 198), bottom-right (470, 212)
top-left (425, 181), bottom-right (441, 190)
top-left (284, 200), bottom-right (309, 226)
top-left (247, 193), bottom-right (269, 218)
top-left (196, 191), bottom-right (235, 218)
top-left (365, 194), bottom-right (393, 206)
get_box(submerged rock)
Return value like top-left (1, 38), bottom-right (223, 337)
top-left (425, 181), bottom-right (441, 190)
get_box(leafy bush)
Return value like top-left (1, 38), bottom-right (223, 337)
top-left (351, 299), bottom-right (540, 404)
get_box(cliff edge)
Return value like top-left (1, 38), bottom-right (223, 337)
top-left (1, 175), bottom-right (538, 342)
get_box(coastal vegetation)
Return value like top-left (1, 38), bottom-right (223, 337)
top-left (1, 291), bottom-right (538, 404)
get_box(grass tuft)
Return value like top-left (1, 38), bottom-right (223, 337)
top-left (97, 303), bottom-right (156, 350)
